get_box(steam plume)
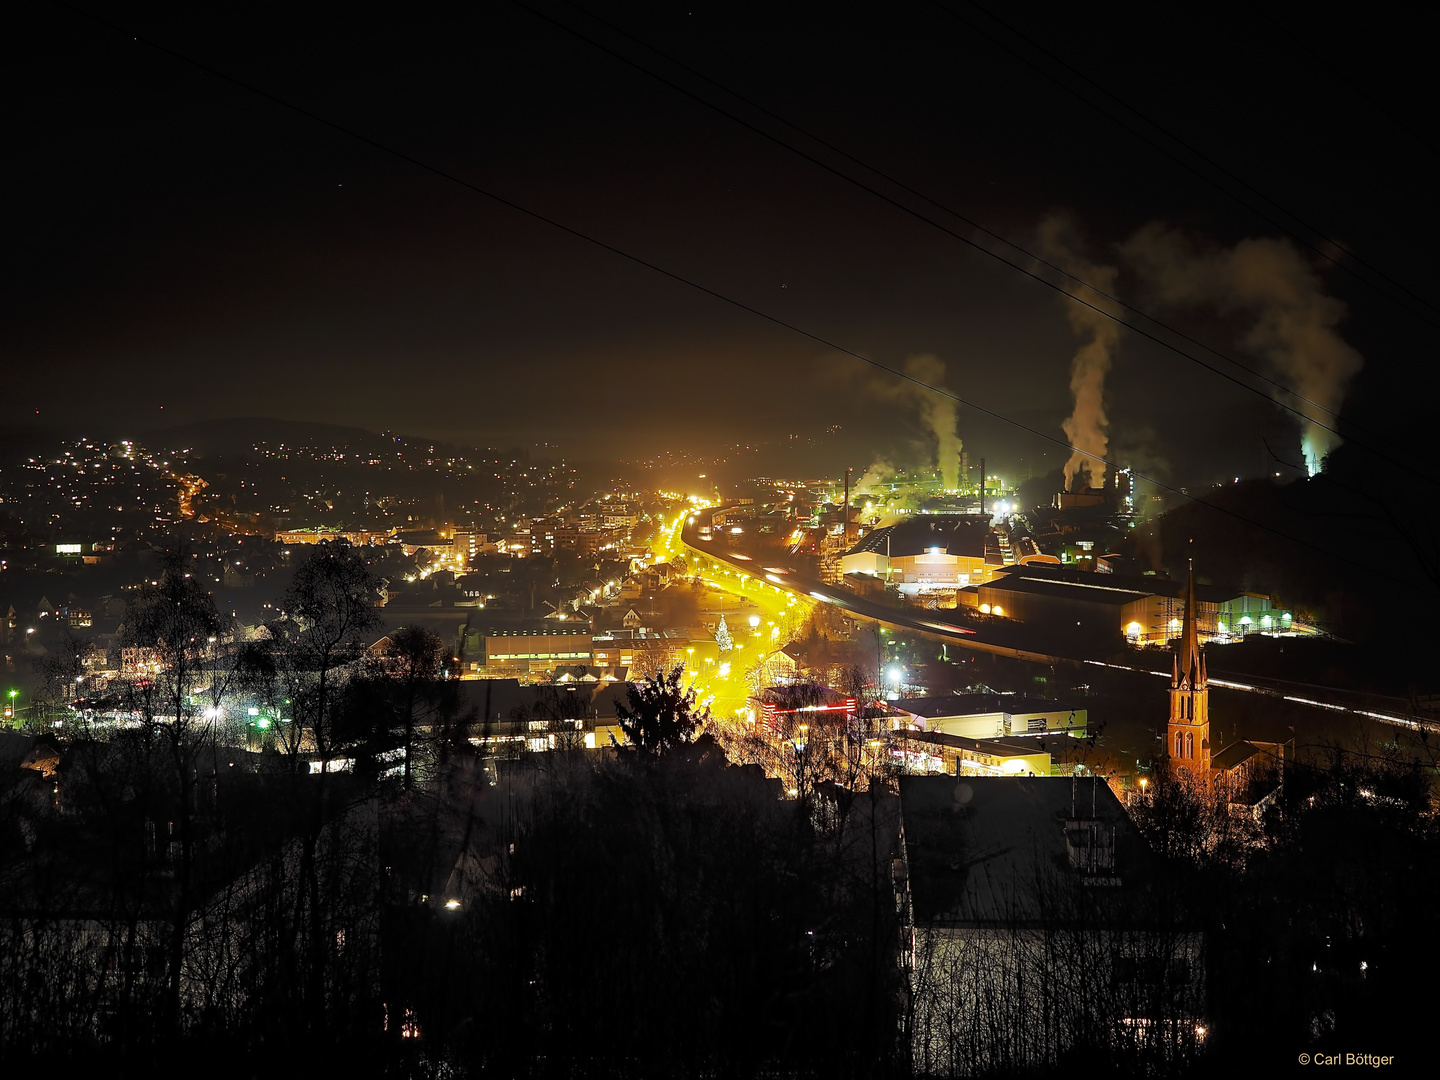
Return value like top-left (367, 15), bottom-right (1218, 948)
top-left (835, 353), bottom-right (963, 489)
top-left (855, 457), bottom-right (894, 494)
top-left (901, 354), bottom-right (963, 490)
top-left (1039, 215), bottom-right (1123, 492)
top-left (1122, 224), bottom-right (1363, 475)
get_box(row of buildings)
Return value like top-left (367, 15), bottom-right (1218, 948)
top-left (961, 562), bottom-right (1303, 646)
top-left (830, 512), bottom-right (1303, 646)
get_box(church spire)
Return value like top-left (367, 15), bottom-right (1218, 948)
top-left (1167, 555), bottom-right (1211, 773)
top-left (1179, 557), bottom-right (1202, 689)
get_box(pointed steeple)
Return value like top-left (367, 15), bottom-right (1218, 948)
top-left (1178, 558), bottom-right (1203, 689)
top-left (1167, 555), bottom-right (1211, 774)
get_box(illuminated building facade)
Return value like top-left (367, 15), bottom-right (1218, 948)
top-left (971, 564), bottom-right (1304, 646)
top-left (840, 516), bottom-right (1000, 594)
top-left (482, 628), bottom-right (594, 673)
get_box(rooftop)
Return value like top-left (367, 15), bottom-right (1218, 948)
top-left (847, 515), bottom-right (992, 560)
top-left (899, 775), bottom-right (1154, 926)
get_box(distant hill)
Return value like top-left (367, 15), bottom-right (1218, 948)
top-left (142, 417), bottom-right (389, 457)
top-left (138, 418), bottom-right (553, 463)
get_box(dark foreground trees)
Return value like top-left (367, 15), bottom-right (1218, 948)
top-left (386, 744), bottom-right (909, 1079)
top-left (1129, 749), bottom-right (1436, 1072)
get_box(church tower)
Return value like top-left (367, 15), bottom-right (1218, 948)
top-left (1167, 559), bottom-right (1210, 774)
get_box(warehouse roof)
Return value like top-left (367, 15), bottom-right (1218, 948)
top-left (847, 514), bottom-right (992, 559)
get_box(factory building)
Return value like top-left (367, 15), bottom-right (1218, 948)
top-left (969, 569), bottom-right (1161, 640)
top-left (902, 730), bottom-right (1055, 777)
top-left (590, 627), bottom-right (696, 671)
top-left (481, 628), bottom-right (594, 673)
top-left (888, 694), bottom-right (1087, 740)
top-left (840, 515), bottom-right (1002, 596)
top-left (966, 563), bottom-right (1303, 645)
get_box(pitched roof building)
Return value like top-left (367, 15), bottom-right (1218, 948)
top-left (899, 775), bottom-right (1205, 1073)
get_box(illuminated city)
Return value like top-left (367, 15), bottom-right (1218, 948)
top-left (2, 6), bottom-right (1433, 1077)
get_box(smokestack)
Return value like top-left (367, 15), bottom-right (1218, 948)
top-left (980, 457), bottom-right (986, 516)
top-left (844, 467), bottom-right (851, 546)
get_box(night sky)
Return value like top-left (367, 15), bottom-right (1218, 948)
top-left (6, 3), bottom-right (1433, 483)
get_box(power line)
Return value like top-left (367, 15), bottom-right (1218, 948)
top-left (557, 1), bottom-right (1337, 424)
top-left (1257, 11), bottom-right (1440, 163)
top-left (527, 0), bottom-right (1430, 487)
top-left (951, 1), bottom-right (1440, 327)
top-left (60, 6), bottom-right (1427, 593)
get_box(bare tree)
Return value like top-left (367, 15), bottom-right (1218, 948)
top-left (29, 624), bottom-right (89, 729)
top-left (118, 549), bottom-right (223, 1033)
top-left (257, 541), bottom-right (383, 1037)
top-left (267, 541), bottom-right (383, 771)
top-left (377, 625), bottom-right (449, 791)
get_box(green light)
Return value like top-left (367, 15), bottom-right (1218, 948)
top-left (256, 718), bottom-right (271, 730)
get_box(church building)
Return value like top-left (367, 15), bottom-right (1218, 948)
top-left (1167, 560), bottom-right (1211, 774)
top-left (1165, 560), bottom-right (1289, 814)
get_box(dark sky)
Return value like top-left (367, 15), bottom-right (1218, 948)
top-left (5, 3), bottom-right (1434, 484)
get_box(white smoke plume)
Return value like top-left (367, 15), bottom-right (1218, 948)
top-left (1039, 215), bottom-right (1124, 493)
top-left (900, 354), bottom-right (963, 490)
top-left (855, 457), bottom-right (895, 494)
top-left (834, 353), bottom-right (963, 489)
top-left (1121, 224), bottom-right (1363, 476)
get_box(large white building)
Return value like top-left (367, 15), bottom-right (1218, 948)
top-left (840, 515), bottom-right (1001, 595)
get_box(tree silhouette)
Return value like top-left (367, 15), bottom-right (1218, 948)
top-left (268, 540), bottom-right (383, 770)
top-left (614, 664), bottom-right (708, 756)
top-left (117, 550), bottom-right (224, 1033)
top-left (374, 625), bottom-right (450, 791)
